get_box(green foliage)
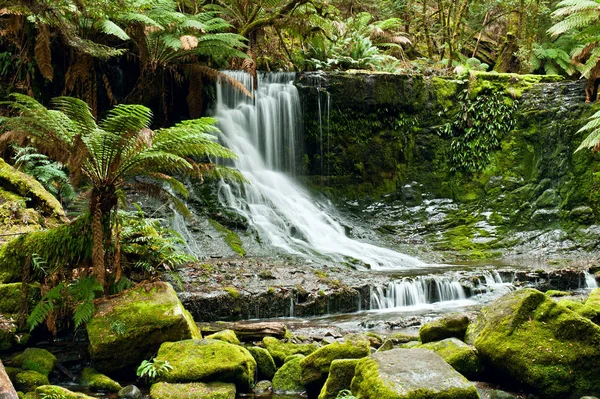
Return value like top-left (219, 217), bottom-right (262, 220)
top-left (12, 146), bottom-right (76, 204)
top-left (336, 389), bottom-right (357, 399)
top-left (439, 85), bottom-right (518, 173)
top-left (26, 276), bottom-right (103, 331)
top-left (120, 206), bottom-right (196, 273)
top-left (137, 358), bottom-right (174, 382)
top-left (575, 107), bottom-right (600, 152)
top-left (40, 393), bottom-right (66, 399)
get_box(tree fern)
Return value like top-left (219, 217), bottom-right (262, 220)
top-left (27, 283), bottom-right (66, 331)
top-left (69, 277), bottom-right (104, 328)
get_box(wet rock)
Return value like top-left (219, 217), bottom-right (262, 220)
top-left (254, 380), bottom-right (272, 396)
top-left (87, 282), bottom-right (201, 373)
top-left (419, 313), bottom-right (470, 343)
top-left (467, 288), bottom-right (600, 398)
top-left (263, 336), bottom-right (319, 365)
top-left (80, 368), bottom-right (121, 392)
top-left (118, 385), bottom-right (142, 399)
top-left (317, 359), bottom-right (358, 399)
top-left (245, 346), bottom-right (276, 380)
top-left (569, 206), bottom-right (595, 224)
top-left (415, 338), bottom-right (481, 379)
top-left (11, 348), bottom-right (56, 377)
top-left (477, 388), bottom-right (517, 399)
top-left (205, 330), bottom-right (240, 345)
top-left (300, 334), bottom-right (370, 385)
top-left (149, 382), bottom-right (236, 399)
top-left (530, 208), bottom-right (560, 227)
top-left (351, 348), bottom-right (479, 399)
top-left (376, 339), bottom-right (394, 352)
top-left (272, 354), bottom-right (305, 394)
top-left (534, 189), bottom-right (560, 209)
top-left (154, 339), bottom-right (256, 392)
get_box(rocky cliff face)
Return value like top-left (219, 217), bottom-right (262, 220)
top-left (295, 72), bottom-right (599, 259)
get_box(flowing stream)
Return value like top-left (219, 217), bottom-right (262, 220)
top-left (213, 72), bottom-right (424, 270)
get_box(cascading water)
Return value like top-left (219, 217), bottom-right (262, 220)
top-left (214, 72), bottom-right (424, 270)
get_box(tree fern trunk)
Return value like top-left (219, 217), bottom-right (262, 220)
top-left (92, 198), bottom-right (106, 288)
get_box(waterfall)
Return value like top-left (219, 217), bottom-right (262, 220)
top-left (585, 272), bottom-right (598, 288)
top-left (370, 276), bottom-right (467, 309)
top-left (213, 71), bottom-right (424, 270)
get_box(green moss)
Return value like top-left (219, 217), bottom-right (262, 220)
top-left (545, 290), bottom-right (571, 297)
top-left (223, 287), bottom-right (240, 299)
top-left (0, 216), bottom-right (92, 284)
top-left (246, 346), bottom-right (276, 380)
top-left (419, 314), bottom-right (470, 343)
top-left (12, 348), bottom-right (56, 377)
top-left (300, 334), bottom-right (370, 385)
top-left (468, 71), bottom-right (563, 99)
top-left (263, 336), bottom-right (319, 365)
top-left (14, 370), bottom-right (49, 392)
top-left (272, 354), bottom-right (306, 393)
top-left (387, 333), bottom-right (419, 344)
top-left (80, 368), bottom-right (122, 392)
top-left (34, 385), bottom-right (96, 399)
top-left (415, 338), bottom-right (481, 379)
top-left (87, 282), bottom-right (201, 373)
top-left (209, 219), bottom-right (245, 256)
top-left (317, 359), bottom-right (358, 399)
top-left (205, 329), bottom-right (240, 345)
top-left (150, 382), bottom-right (236, 399)
top-left (0, 283), bottom-right (41, 317)
top-left (154, 339), bottom-right (256, 392)
top-left (469, 289), bottom-right (600, 398)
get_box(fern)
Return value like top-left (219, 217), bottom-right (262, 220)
top-left (27, 283), bottom-right (66, 331)
top-left (69, 277), bottom-right (103, 328)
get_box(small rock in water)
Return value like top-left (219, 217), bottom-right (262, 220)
top-left (119, 385), bottom-right (142, 399)
top-left (254, 380), bottom-right (272, 396)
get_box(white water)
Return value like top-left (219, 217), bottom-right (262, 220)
top-left (214, 72), bottom-right (424, 270)
top-left (586, 272), bottom-right (598, 288)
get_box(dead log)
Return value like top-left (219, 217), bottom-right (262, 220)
top-left (0, 359), bottom-right (18, 399)
top-left (198, 321), bottom-right (287, 341)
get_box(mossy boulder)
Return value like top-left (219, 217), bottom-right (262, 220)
top-left (154, 338), bottom-right (256, 392)
top-left (87, 282), bottom-right (201, 373)
top-left (14, 371), bottom-right (49, 392)
top-left (11, 348), bottom-right (56, 377)
top-left (351, 348), bottom-right (479, 399)
top-left (0, 283), bottom-right (40, 317)
top-left (546, 290), bottom-right (571, 297)
top-left (150, 382), bottom-right (236, 399)
top-left (246, 346), bottom-right (276, 380)
top-left (80, 367), bottom-right (121, 392)
top-left (415, 338), bottom-right (481, 379)
top-left (467, 288), bottom-right (600, 398)
top-left (272, 354), bottom-right (305, 394)
top-left (318, 359), bottom-right (358, 399)
top-left (34, 385), bottom-right (96, 399)
top-left (300, 334), bottom-right (370, 385)
top-left (263, 336), bottom-right (319, 365)
top-left (206, 329), bottom-right (240, 345)
top-left (419, 314), bottom-right (470, 343)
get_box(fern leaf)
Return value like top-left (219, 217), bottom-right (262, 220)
top-left (34, 25), bottom-right (53, 81)
top-left (100, 19), bottom-right (130, 41)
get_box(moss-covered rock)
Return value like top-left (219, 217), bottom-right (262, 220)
top-left (300, 334), bottom-right (370, 385)
top-left (0, 317), bottom-right (18, 352)
top-left (263, 336), bottom-right (319, 365)
top-left (351, 348), bottom-right (479, 399)
top-left (87, 282), bottom-right (201, 373)
top-left (80, 367), bottom-right (121, 392)
top-left (11, 348), bottom-right (56, 377)
top-left (246, 346), bottom-right (276, 380)
top-left (14, 371), bottom-right (49, 392)
top-left (318, 359), bottom-right (358, 399)
top-left (467, 288), bottom-right (600, 398)
top-left (419, 314), bottom-right (470, 343)
top-left (154, 338), bottom-right (256, 392)
top-left (272, 354), bottom-right (305, 394)
top-left (34, 385), bottom-right (96, 399)
top-left (0, 283), bottom-right (40, 317)
top-left (150, 382), bottom-right (236, 399)
top-left (205, 329), bottom-right (240, 345)
top-left (415, 338), bottom-right (481, 379)
top-left (546, 290), bottom-right (571, 297)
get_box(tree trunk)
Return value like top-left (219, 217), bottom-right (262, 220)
top-left (0, 360), bottom-right (18, 399)
top-left (91, 198), bottom-right (106, 288)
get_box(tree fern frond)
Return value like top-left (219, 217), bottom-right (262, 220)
top-left (69, 277), bottom-right (103, 328)
top-left (27, 283), bottom-right (65, 331)
top-left (99, 19), bottom-right (130, 40)
top-left (34, 24), bottom-right (53, 81)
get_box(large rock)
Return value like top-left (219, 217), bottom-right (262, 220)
top-left (14, 370), bottom-right (48, 392)
top-left (467, 288), bottom-right (600, 398)
top-left (0, 283), bottom-right (40, 317)
top-left (300, 334), bottom-right (370, 385)
top-left (34, 386), bottom-right (95, 399)
top-left (419, 313), bottom-right (470, 343)
top-left (87, 282), bottom-right (201, 372)
top-left (11, 348), bottom-right (56, 377)
top-left (351, 348), bottom-right (479, 399)
top-left (246, 346), bottom-right (276, 380)
top-left (0, 359), bottom-right (18, 399)
top-left (80, 368), bottom-right (121, 392)
top-left (416, 338), bottom-right (481, 379)
top-left (154, 339), bottom-right (256, 392)
top-left (150, 382), bottom-right (236, 399)
top-left (272, 354), bottom-right (305, 394)
top-left (318, 359), bottom-right (358, 399)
